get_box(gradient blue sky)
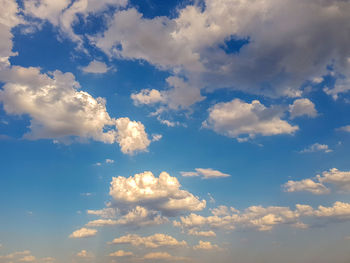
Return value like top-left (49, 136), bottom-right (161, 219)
top-left (1, 0), bottom-right (350, 263)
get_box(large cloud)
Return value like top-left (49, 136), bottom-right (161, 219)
top-left (109, 171), bottom-right (206, 215)
top-left (88, 0), bottom-right (350, 99)
top-left (0, 66), bottom-right (153, 154)
top-left (203, 99), bottom-right (298, 141)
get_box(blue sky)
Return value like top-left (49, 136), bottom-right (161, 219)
top-left (1, 0), bottom-right (350, 262)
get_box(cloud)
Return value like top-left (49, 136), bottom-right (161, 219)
top-left (69, 227), bottom-right (97, 238)
top-left (86, 206), bottom-right (168, 227)
top-left (87, 208), bottom-right (117, 218)
top-left (110, 233), bottom-right (187, 248)
top-left (289, 99), bottom-right (318, 119)
top-left (115, 117), bottom-right (151, 155)
top-left (337, 125), bottom-right (350, 132)
top-left (109, 171), bottom-right (206, 215)
top-left (283, 179), bottom-right (330, 195)
top-left (131, 76), bottom-right (205, 112)
top-left (0, 251), bottom-right (40, 263)
top-left (0, 0), bottom-right (22, 68)
top-left (181, 168), bottom-right (230, 179)
top-left (76, 250), bottom-right (94, 259)
top-left (81, 60), bottom-right (112, 74)
top-left (317, 168), bottom-right (350, 192)
top-left (143, 252), bottom-right (172, 260)
top-left (18, 256), bottom-right (36, 262)
top-left (300, 143), bottom-right (333, 153)
top-left (105, 159), bottom-right (114, 164)
top-left (193, 240), bottom-right (221, 250)
top-left (283, 168), bottom-right (350, 194)
top-left (188, 229), bottom-right (216, 237)
top-left (151, 134), bottom-right (162, 142)
top-left (203, 99), bottom-right (298, 141)
top-left (109, 250), bottom-right (133, 257)
top-left (131, 89), bottom-right (166, 106)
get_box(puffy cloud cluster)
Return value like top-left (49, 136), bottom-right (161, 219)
top-left (174, 201), bottom-right (350, 233)
top-left (86, 206), bottom-right (168, 227)
top-left (300, 143), bottom-right (333, 153)
top-left (110, 233), bottom-right (187, 248)
top-left (89, 0), bottom-right (350, 99)
top-left (181, 168), bottom-right (230, 179)
top-left (0, 66), bottom-right (153, 154)
top-left (69, 227), bottom-right (97, 238)
top-left (109, 171), bottom-right (206, 215)
top-left (203, 99), bottom-right (298, 141)
top-left (76, 250), bottom-right (94, 259)
top-left (284, 168), bottom-right (350, 194)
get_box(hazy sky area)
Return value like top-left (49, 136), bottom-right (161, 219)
top-left (1, 0), bottom-right (350, 262)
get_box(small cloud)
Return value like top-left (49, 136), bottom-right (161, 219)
top-left (80, 60), bottom-right (113, 74)
top-left (300, 143), bottom-right (333, 153)
top-left (109, 250), bottom-right (133, 257)
top-left (81, 193), bottom-right (93, 197)
top-left (336, 125), bottom-right (350, 133)
top-left (105, 159), bottom-right (114, 164)
top-left (69, 228), bottom-right (97, 238)
top-left (181, 168), bottom-right (231, 179)
top-left (76, 250), bottom-right (94, 258)
top-left (151, 134), bottom-right (162, 142)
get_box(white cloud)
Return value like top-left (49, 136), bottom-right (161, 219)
top-left (0, 66), bottom-right (154, 154)
top-left (193, 240), bottom-right (221, 250)
top-left (87, 208), bottom-right (117, 218)
top-left (110, 233), bottom-right (187, 248)
top-left (18, 256), bottom-right (36, 262)
top-left (181, 168), bottom-right (230, 179)
top-left (203, 99), bottom-right (298, 141)
top-left (81, 60), bottom-right (111, 74)
top-left (289, 99), bottom-right (318, 119)
top-left (115, 117), bottom-right (151, 155)
top-left (0, 66), bottom-right (116, 143)
top-left (105, 159), bottom-right (114, 164)
top-left (300, 143), bottom-right (333, 153)
top-left (283, 179), bottom-right (330, 195)
top-left (0, 0), bottom-right (22, 68)
top-left (109, 171), bottom-right (206, 215)
top-left (283, 168), bottom-right (350, 194)
top-left (131, 89), bottom-right (166, 106)
top-left (86, 219), bottom-right (118, 227)
top-left (337, 125), bottom-right (350, 132)
top-left (69, 227), bottom-right (97, 238)
top-left (109, 250), bottom-right (133, 257)
top-left (317, 168), bottom-right (350, 192)
top-left (151, 134), bottom-right (162, 142)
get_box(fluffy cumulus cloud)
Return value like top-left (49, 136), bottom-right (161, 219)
top-left (289, 99), bottom-right (318, 119)
top-left (203, 99), bottom-right (298, 141)
top-left (81, 60), bottom-right (111, 74)
top-left (181, 168), bottom-right (230, 179)
top-left (110, 233), bottom-right (187, 248)
top-left (115, 118), bottom-right (151, 155)
top-left (0, 250), bottom-right (50, 263)
top-left (0, 66), bottom-right (153, 155)
top-left (109, 171), bottom-right (206, 215)
top-left (300, 143), bottom-right (333, 153)
top-left (283, 168), bottom-right (350, 194)
top-left (283, 179), bottom-right (330, 195)
top-left (337, 125), bottom-right (350, 133)
top-left (69, 227), bottom-right (97, 238)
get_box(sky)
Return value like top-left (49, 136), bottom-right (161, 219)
top-left (0, 0), bottom-right (350, 262)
